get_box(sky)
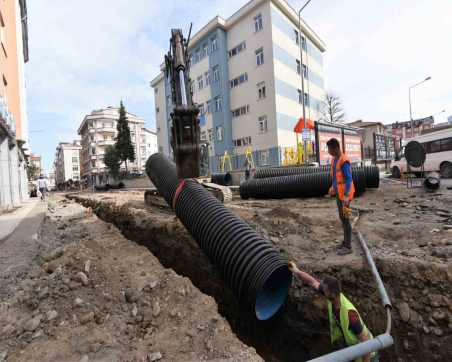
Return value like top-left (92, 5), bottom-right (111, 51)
top-left (26, 0), bottom-right (452, 172)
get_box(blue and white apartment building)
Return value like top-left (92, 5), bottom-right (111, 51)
top-left (151, 0), bottom-right (326, 171)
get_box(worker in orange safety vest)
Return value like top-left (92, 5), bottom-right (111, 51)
top-left (327, 138), bottom-right (355, 255)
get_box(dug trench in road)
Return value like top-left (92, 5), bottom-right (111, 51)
top-left (69, 179), bottom-right (452, 361)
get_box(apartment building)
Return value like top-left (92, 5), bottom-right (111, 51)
top-left (151, 0), bottom-right (326, 171)
top-left (0, 0), bottom-right (29, 209)
top-left (77, 107), bottom-right (146, 185)
top-left (54, 141), bottom-right (82, 186)
top-left (29, 153), bottom-right (41, 178)
top-left (143, 128), bottom-right (158, 161)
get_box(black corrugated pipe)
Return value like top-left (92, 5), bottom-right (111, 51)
top-left (145, 153), bottom-right (179, 207)
top-left (240, 171), bottom-right (331, 200)
top-left (240, 169), bottom-right (367, 200)
top-left (254, 165), bottom-right (379, 189)
top-left (211, 172), bottom-right (233, 186)
top-left (254, 165), bottom-right (329, 179)
top-left (146, 153), bottom-right (292, 320)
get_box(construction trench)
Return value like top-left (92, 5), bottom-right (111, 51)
top-left (67, 169), bottom-right (452, 362)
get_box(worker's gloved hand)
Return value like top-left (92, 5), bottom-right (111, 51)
top-left (288, 261), bottom-right (297, 272)
top-left (328, 187), bottom-right (336, 197)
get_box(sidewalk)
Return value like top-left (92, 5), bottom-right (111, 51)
top-left (0, 198), bottom-right (41, 242)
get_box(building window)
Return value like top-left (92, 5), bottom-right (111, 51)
top-left (72, 157), bottom-right (78, 163)
top-left (216, 126), bottom-right (224, 141)
top-left (302, 64), bottom-right (308, 78)
top-left (211, 37), bottom-right (218, 52)
top-left (201, 43), bottom-right (208, 58)
top-left (212, 66), bottom-right (220, 82)
top-left (230, 73), bottom-right (248, 89)
top-left (296, 60), bottom-right (301, 75)
top-left (215, 96), bottom-right (222, 112)
top-left (257, 82), bottom-right (266, 99)
top-left (258, 116), bottom-right (268, 133)
top-left (256, 48), bottom-right (264, 66)
top-left (190, 80), bottom-right (195, 94)
top-left (201, 131), bottom-right (207, 140)
top-left (304, 93), bottom-right (310, 107)
top-left (197, 75), bottom-right (203, 90)
top-left (294, 29), bottom-right (299, 45)
top-left (154, 88), bottom-right (158, 94)
top-left (231, 105), bottom-right (250, 118)
top-left (156, 107), bottom-right (160, 113)
top-left (233, 137), bottom-right (252, 147)
top-left (298, 89), bottom-right (303, 104)
top-left (228, 41), bottom-right (246, 58)
top-left (254, 14), bottom-right (263, 32)
top-left (198, 103), bottom-right (204, 115)
top-left (72, 166), bottom-right (79, 172)
top-left (208, 129), bottom-right (213, 142)
top-left (205, 71), bottom-right (211, 86)
top-left (207, 100), bottom-right (212, 113)
top-left (301, 36), bottom-right (307, 51)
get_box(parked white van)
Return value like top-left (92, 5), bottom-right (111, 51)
top-left (390, 128), bottom-right (452, 178)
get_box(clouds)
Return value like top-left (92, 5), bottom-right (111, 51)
top-left (303, 0), bottom-right (452, 124)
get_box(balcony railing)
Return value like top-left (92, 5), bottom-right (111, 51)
top-left (97, 139), bottom-right (115, 146)
top-left (0, 96), bottom-right (16, 137)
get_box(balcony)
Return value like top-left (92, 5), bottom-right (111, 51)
top-left (0, 96), bottom-right (16, 138)
top-left (96, 126), bottom-right (116, 133)
top-left (97, 139), bottom-right (115, 146)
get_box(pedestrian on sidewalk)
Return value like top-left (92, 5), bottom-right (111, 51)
top-left (37, 175), bottom-right (48, 202)
top-left (327, 138), bottom-right (354, 255)
top-left (288, 261), bottom-right (378, 362)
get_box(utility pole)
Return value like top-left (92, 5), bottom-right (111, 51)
top-left (409, 76), bottom-right (431, 138)
top-left (298, 0), bottom-right (312, 164)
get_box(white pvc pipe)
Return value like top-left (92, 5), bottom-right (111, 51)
top-left (179, 70), bottom-right (187, 106)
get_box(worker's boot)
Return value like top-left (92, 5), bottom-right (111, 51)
top-left (337, 246), bottom-right (352, 255)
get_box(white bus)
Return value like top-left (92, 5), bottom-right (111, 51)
top-left (390, 128), bottom-right (452, 178)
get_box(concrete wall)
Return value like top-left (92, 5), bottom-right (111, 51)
top-left (0, 135), bottom-right (28, 210)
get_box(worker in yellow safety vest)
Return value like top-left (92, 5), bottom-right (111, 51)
top-left (288, 261), bottom-right (379, 362)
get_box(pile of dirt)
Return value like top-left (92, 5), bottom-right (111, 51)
top-left (0, 198), bottom-right (262, 362)
top-left (67, 181), bottom-right (452, 361)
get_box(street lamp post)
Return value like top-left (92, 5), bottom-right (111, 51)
top-left (409, 76), bottom-right (431, 138)
top-left (298, 0), bottom-right (312, 164)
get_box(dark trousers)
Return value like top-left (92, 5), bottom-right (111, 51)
top-left (336, 198), bottom-right (352, 248)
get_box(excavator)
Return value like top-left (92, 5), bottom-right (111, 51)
top-left (146, 26), bottom-right (231, 203)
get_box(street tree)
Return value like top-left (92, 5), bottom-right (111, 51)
top-left (319, 92), bottom-right (346, 123)
top-left (104, 145), bottom-right (121, 181)
top-left (115, 101), bottom-right (135, 173)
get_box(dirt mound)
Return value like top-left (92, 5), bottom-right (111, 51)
top-left (0, 198), bottom-right (262, 362)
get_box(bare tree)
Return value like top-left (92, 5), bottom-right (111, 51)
top-left (319, 92), bottom-right (346, 123)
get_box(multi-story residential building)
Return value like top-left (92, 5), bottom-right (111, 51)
top-left (151, 0), bottom-right (326, 171)
top-left (77, 107), bottom-right (146, 185)
top-left (0, 0), bottom-right (29, 209)
top-left (143, 128), bottom-right (158, 161)
top-left (54, 141), bottom-right (82, 187)
top-left (29, 153), bottom-right (41, 178)
top-left (386, 117), bottom-right (434, 139)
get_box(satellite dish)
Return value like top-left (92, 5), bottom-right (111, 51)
top-left (404, 141), bottom-right (426, 168)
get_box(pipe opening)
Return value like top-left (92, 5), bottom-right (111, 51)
top-left (255, 266), bottom-right (292, 320)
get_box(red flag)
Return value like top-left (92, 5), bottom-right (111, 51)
top-left (294, 117), bottom-right (314, 133)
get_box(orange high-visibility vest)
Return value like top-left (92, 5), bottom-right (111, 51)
top-left (330, 154), bottom-right (355, 201)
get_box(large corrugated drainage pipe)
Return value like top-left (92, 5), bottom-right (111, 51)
top-left (211, 172), bottom-right (233, 186)
top-left (240, 168), bottom-right (367, 200)
top-left (254, 165), bottom-right (380, 189)
top-left (146, 153), bottom-right (292, 320)
top-left (145, 153), bottom-right (179, 207)
top-left (240, 171), bottom-right (331, 200)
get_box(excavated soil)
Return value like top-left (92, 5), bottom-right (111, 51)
top-left (0, 196), bottom-right (262, 362)
top-left (67, 178), bottom-right (452, 362)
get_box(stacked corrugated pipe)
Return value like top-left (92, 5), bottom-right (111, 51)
top-left (211, 172), bottom-right (233, 186)
top-left (240, 165), bottom-right (378, 200)
top-left (145, 153), bottom-right (292, 320)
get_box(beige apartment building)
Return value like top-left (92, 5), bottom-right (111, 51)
top-left (77, 107), bottom-right (146, 185)
top-left (0, 0), bottom-right (29, 209)
top-left (54, 141), bottom-right (82, 187)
